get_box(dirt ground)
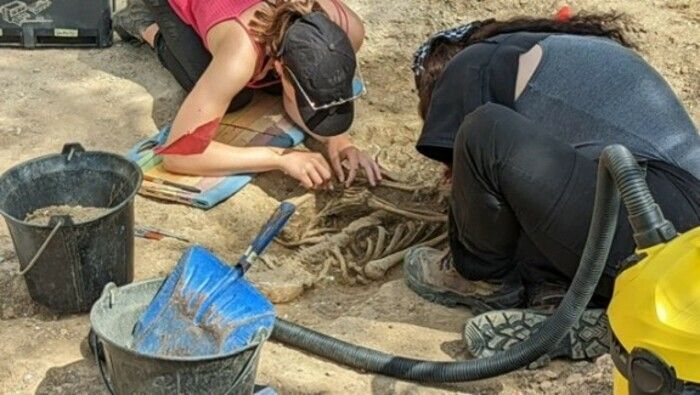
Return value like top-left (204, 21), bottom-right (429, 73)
top-left (0, 0), bottom-right (698, 394)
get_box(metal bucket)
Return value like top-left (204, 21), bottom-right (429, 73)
top-left (89, 279), bottom-right (267, 395)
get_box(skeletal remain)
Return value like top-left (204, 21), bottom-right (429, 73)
top-left (274, 235), bottom-right (326, 248)
top-left (271, 181), bottom-right (449, 285)
top-left (330, 246), bottom-right (351, 283)
top-left (347, 260), bottom-right (370, 284)
top-left (371, 226), bottom-right (388, 260)
top-left (365, 232), bottom-right (448, 279)
top-left (292, 211), bottom-right (386, 265)
top-left (318, 188), bottom-right (446, 222)
top-left (354, 172), bottom-right (428, 192)
top-left (300, 200), bottom-right (334, 238)
top-left (258, 255), bottom-right (277, 270)
top-left (286, 193), bottom-right (314, 208)
top-left (368, 194), bottom-right (446, 222)
top-left (355, 222), bottom-right (425, 262)
top-left (385, 222), bottom-right (407, 254)
top-left (316, 258), bottom-right (332, 281)
top-left (360, 236), bottom-right (374, 263)
top-left (377, 179), bottom-right (430, 192)
top-left (374, 151), bottom-right (401, 182)
top-left (304, 227), bottom-right (341, 237)
top-left (349, 239), bottom-right (364, 258)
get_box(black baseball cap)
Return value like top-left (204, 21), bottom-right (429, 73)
top-left (279, 12), bottom-right (357, 136)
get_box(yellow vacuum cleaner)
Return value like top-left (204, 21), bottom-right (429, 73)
top-left (271, 144), bottom-right (700, 393)
top-left (608, 226), bottom-right (700, 393)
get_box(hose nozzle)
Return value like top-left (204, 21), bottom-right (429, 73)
top-left (600, 145), bottom-right (677, 249)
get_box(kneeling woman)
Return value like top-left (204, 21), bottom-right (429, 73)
top-left (405, 13), bottom-right (700, 359)
top-left (114, 0), bottom-right (381, 189)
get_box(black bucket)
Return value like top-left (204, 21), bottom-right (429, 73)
top-left (0, 143), bottom-right (142, 313)
top-left (90, 280), bottom-right (267, 395)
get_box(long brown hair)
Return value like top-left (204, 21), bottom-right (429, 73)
top-left (416, 13), bottom-right (633, 119)
top-left (249, 0), bottom-right (324, 58)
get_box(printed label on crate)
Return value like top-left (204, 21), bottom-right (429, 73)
top-left (0, 1), bottom-right (53, 26)
top-left (54, 28), bottom-right (78, 37)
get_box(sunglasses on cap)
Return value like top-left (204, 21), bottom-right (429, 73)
top-left (283, 64), bottom-right (367, 112)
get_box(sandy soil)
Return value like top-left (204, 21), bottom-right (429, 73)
top-left (0, 0), bottom-right (698, 394)
top-left (24, 206), bottom-right (109, 226)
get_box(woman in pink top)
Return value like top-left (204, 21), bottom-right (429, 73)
top-left (114, 0), bottom-right (380, 189)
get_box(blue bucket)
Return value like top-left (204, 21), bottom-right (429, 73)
top-left (89, 247), bottom-right (275, 394)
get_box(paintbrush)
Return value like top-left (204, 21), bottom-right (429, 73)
top-left (143, 174), bottom-right (201, 194)
top-left (141, 180), bottom-right (197, 196)
top-left (139, 189), bottom-right (196, 206)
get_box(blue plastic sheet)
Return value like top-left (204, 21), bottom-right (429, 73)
top-left (131, 246), bottom-right (275, 357)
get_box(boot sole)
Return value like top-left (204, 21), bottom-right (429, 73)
top-left (405, 272), bottom-right (524, 315)
top-left (463, 309), bottom-right (610, 361)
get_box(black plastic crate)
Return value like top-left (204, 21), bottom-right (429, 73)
top-left (0, 0), bottom-right (113, 48)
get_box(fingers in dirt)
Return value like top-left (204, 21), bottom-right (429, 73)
top-left (360, 158), bottom-right (376, 187)
top-left (312, 157), bottom-right (332, 181)
top-left (299, 173), bottom-right (314, 189)
top-left (306, 165), bottom-right (325, 188)
top-left (372, 159), bottom-right (383, 182)
top-left (331, 155), bottom-right (345, 183)
top-left (312, 159), bottom-right (334, 190)
top-left (345, 154), bottom-right (359, 188)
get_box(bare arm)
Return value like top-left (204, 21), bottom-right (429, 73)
top-left (515, 44), bottom-right (542, 102)
top-left (319, 0), bottom-right (365, 51)
top-left (162, 23), bottom-right (285, 176)
top-left (341, 2), bottom-right (365, 51)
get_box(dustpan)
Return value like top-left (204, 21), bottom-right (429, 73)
top-left (131, 202), bottom-right (295, 357)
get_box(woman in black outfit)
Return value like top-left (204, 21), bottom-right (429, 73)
top-left (403, 13), bottom-right (700, 361)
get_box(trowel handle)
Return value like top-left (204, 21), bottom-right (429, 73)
top-left (239, 202), bottom-right (296, 272)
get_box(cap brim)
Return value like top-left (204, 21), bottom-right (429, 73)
top-left (296, 89), bottom-right (354, 136)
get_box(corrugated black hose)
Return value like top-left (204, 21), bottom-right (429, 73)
top-left (271, 145), bottom-right (671, 382)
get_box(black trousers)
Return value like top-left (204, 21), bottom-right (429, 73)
top-left (450, 103), bottom-right (700, 302)
top-left (143, 0), bottom-right (255, 111)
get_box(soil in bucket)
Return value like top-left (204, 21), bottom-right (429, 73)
top-left (24, 205), bottom-right (110, 226)
top-left (0, 143), bottom-right (142, 313)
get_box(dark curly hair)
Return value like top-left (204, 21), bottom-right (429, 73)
top-left (416, 13), bottom-right (633, 119)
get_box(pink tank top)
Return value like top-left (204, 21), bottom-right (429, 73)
top-left (168, 0), bottom-right (261, 41)
top-left (168, 0), bottom-right (350, 88)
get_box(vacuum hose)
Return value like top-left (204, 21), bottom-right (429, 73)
top-left (271, 145), bottom-right (673, 382)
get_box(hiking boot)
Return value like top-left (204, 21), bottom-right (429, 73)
top-left (113, 0), bottom-right (155, 44)
top-left (527, 281), bottom-right (568, 312)
top-left (462, 308), bottom-right (611, 365)
top-left (403, 247), bottom-right (525, 315)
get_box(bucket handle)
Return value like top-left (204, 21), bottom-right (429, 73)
top-left (62, 143), bottom-right (85, 162)
top-left (18, 217), bottom-right (67, 276)
top-left (90, 329), bottom-right (116, 395)
top-left (223, 331), bottom-right (269, 395)
top-left (101, 282), bottom-right (118, 308)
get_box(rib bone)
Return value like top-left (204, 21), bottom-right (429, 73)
top-left (365, 232), bottom-right (448, 279)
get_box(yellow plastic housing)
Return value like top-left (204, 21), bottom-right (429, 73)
top-left (613, 369), bottom-right (629, 395)
top-left (608, 226), bottom-right (700, 386)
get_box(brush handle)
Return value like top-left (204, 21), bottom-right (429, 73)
top-left (239, 202), bottom-right (296, 272)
